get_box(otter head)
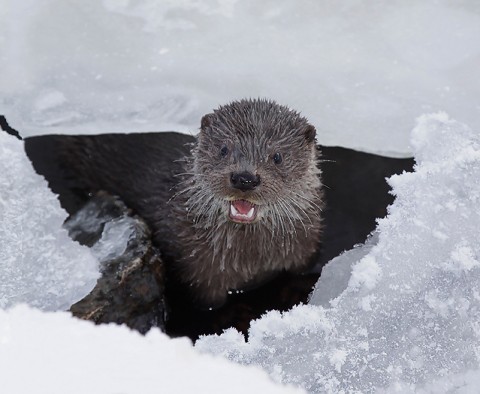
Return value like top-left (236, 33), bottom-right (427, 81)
top-left (189, 98), bottom-right (320, 230)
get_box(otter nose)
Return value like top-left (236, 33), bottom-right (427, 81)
top-left (230, 171), bottom-right (260, 191)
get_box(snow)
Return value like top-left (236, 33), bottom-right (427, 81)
top-left (2, 1), bottom-right (480, 392)
top-left (2, 1), bottom-right (480, 156)
top-left (0, 305), bottom-right (304, 394)
top-left (196, 114), bottom-right (480, 392)
top-left (309, 233), bottom-right (379, 307)
top-left (0, 132), bottom-right (99, 311)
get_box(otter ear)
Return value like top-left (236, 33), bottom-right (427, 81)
top-left (201, 113), bottom-right (214, 131)
top-left (304, 124), bottom-right (316, 144)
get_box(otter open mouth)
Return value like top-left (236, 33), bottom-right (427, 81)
top-left (229, 199), bottom-right (258, 223)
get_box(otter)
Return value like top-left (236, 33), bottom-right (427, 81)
top-left (55, 99), bottom-right (324, 307)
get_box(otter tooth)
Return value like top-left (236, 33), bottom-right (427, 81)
top-left (230, 203), bottom-right (239, 216)
top-left (247, 207), bottom-right (255, 218)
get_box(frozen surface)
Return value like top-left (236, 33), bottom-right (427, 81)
top-left (0, 132), bottom-right (99, 311)
top-left (0, 305), bottom-right (303, 394)
top-left (309, 232), bottom-right (379, 308)
top-left (91, 217), bottom-right (136, 262)
top-left (197, 114), bottom-right (480, 393)
top-left (2, 1), bottom-right (480, 156)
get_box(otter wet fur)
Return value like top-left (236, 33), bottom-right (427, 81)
top-left (60, 99), bottom-right (324, 307)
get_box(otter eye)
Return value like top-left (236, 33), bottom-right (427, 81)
top-left (273, 152), bottom-right (283, 165)
top-left (220, 146), bottom-right (229, 157)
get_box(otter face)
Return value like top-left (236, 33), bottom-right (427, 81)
top-left (190, 99), bottom-right (320, 228)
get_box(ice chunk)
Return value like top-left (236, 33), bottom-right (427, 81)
top-left (0, 132), bottom-right (99, 311)
top-left (91, 217), bottom-right (136, 262)
top-left (197, 114), bottom-right (480, 392)
top-left (309, 232), bottom-right (379, 307)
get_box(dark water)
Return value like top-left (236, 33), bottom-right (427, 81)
top-left (6, 121), bottom-right (413, 340)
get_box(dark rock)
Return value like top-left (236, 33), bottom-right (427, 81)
top-left (67, 193), bottom-right (166, 334)
top-left (0, 115), bottom-right (21, 140)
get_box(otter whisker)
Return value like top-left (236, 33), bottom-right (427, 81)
top-left (169, 186), bottom-right (193, 202)
top-left (269, 205), bottom-right (286, 237)
top-left (287, 196), bottom-right (320, 224)
top-left (284, 197), bottom-right (311, 229)
top-left (176, 172), bottom-right (209, 177)
top-left (291, 191), bottom-right (324, 212)
top-left (279, 196), bottom-right (309, 233)
top-left (275, 198), bottom-right (297, 236)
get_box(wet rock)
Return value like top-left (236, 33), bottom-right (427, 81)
top-left (67, 193), bottom-right (166, 334)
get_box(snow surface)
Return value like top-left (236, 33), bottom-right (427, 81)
top-left (0, 305), bottom-right (304, 394)
top-left (2, 2), bottom-right (480, 391)
top-left (2, 1), bottom-right (480, 156)
top-left (0, 132), bottom-right (99, 311)
top-left (196, 114), bottom-right (480, 393)
top-left (309, 232), bottom-right (379, 308)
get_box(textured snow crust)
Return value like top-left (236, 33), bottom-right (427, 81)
top-left (197, 114), bottom-right (480, 393)
top-left (0, 132), bottom-right (99, 311)
top-left (0, 305), bottom-right (304, 394)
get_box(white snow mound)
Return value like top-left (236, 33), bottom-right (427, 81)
top-left (0, 132), bottom-right (99, 311)
top-left (0, 305), bottom-right (304, 394)
top-left (196, 114), bottom-right (480, 393)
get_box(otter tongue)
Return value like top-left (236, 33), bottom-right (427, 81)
top-left (232, 200), bottom-right (254, 215)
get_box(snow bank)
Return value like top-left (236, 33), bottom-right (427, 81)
top-left (196, 114), bottom-right (480, 393)
top-left (0, 305), bottom-right (303, 394)
top-left (0, 132), bottom-right (99, 311)
top-left (2, 1), bottom-right (480, 155)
